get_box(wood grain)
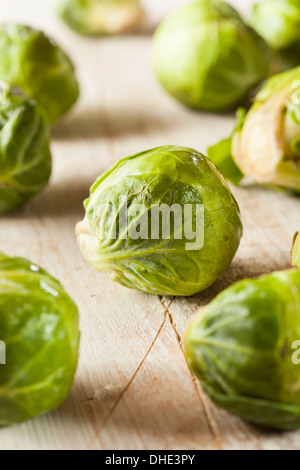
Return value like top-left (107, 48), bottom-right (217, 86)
top-left (0, 0), bottom-right (299, 450)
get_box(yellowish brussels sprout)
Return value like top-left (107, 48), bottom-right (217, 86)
top-left (55, 0), bottom-right (144, 36)
top-left (0, 252), bottom-right (80, 426)
top-left (208, 67), bottom-right (300, 192)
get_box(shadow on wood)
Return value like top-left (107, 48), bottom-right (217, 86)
top-left (3, 178), bottom-right (92, 220)
top-left (52, 105), bottom-right (177, 142)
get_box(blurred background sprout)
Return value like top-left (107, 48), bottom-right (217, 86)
top-left (55, 0), bottom-right (144, 36)
top-left (0, 252), bottom-right (80, 426)
top-left (292, 232), bottom-right (300, 268)
top-left (153, 0), bottom-right (273, 112)
top-left (208, 67), bottom-right (300, 192)
top-left (76, 145), bottom-right (243, 296)
top-left (0, 24), bottom-right (80, 125)
top-left (0, 81), bottom-right (51, 214)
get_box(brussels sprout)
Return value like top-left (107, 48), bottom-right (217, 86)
top-left (0, 24), bottom-right (80, 125)
top-left (55, 0), bottom-right (144, 36)
top-left (184, 269), bottom-right (300, 430)
top-left (0, 81), bottom-right (51, 214)
top-left (153, 0), bottom-right (273, 112)
top-left (0, 252), bottom-right (80, 426)
top-left (76, 146), bottom-right (243, 296)
top-left (208, 67), bottom-right (300, 192)
top-left (250, 0), bottom-right (300, 51)
top-left (292, 232), bottom-right (300, 268)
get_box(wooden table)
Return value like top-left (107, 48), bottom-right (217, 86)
top-left (0, 0), bottom-right (299, 450)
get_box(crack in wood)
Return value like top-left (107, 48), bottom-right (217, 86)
top-left (162, 298), bottom-right (223, 451)
top-left (85, 297), bottom-right (170, 450)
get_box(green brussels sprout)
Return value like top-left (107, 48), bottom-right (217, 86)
top-left (153, 0), bottom-right (273, 112)
top-left (208, 67), bottom-right (300, 192)
top-left (55, 0), bottom-right (144, 36)
top-left (250, 0), bottom-right (300, 51)
top-left (184, 269), bottom-right (300, 430)
top-left (0, 81), bottom-right (51, 214)
top-left (292, 232), bottom-right (300, 268)
top-left (0, 24), bottom-right (80, 125)
top-left (76, 146), bottom-right (243, 296)
top-left (0, 252), bottom-right (80, 426)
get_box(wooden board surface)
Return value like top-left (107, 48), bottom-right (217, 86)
top-left (0, 0), bottom-right (300, 450)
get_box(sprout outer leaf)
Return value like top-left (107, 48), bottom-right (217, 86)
top-left (153, 0), bottom-right (273, 112)
top-left (207, 108), bottom-right (246, 186)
